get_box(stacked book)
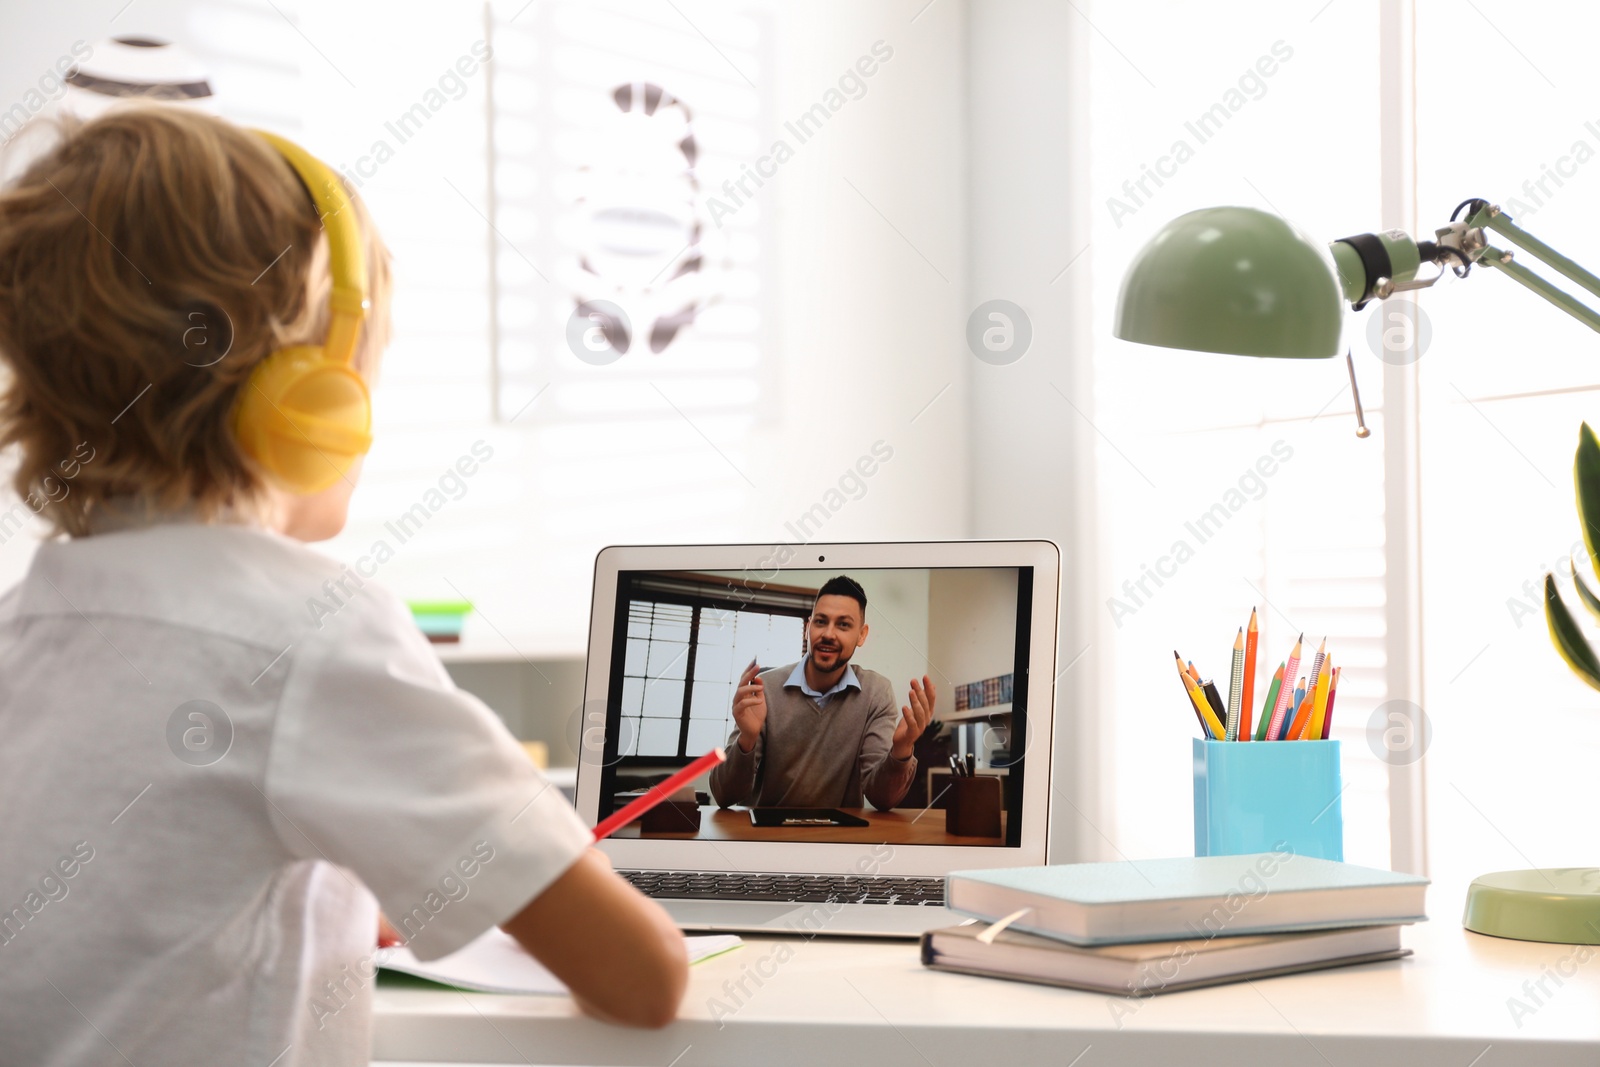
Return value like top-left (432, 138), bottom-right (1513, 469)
top-left (923, 853), bottom-right (1428, 996)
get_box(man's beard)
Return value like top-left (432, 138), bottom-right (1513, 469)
top-left (808, 644), bottom-right (852, 672)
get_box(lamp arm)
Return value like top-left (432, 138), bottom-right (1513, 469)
top-left (1464, 205), bottom-right (1600, 334)
top-left (1331, 203), bottom-right (1600, 335)
top-left (1474, 245), bottom-right (1600, 334)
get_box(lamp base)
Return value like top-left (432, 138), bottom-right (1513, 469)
top-left (1463, 868), bottom-right (1600, 944)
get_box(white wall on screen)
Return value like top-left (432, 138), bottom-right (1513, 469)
top-left (846, 568), bottom-right (930, 710)
top-left (926, 568), bottom-right (1017, 704)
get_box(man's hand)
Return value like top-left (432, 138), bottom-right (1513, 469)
top-left (890, 675), bottom-right (936, 760)
top-left (731, 660), bottom-right (767, 753)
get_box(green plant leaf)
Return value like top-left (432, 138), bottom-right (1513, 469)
top-left (1545, 574), bottom-right (1600, 692)
top-left (1576, 422), bottom-right (1600, 581)
top-left (1573, 562), bottom-right (1600, 623)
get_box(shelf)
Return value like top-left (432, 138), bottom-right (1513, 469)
top-left (431, 638), bottom-right (586, 663)
top-left (934, 702), bottom-right (1013, 723)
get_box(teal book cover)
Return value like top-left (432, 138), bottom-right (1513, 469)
top-left (947, 853), bottom-right (1429, 944)
top-left (950, 854), bottom-right (1427, 904)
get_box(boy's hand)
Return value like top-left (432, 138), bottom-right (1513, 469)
top-left (502, 848), bottom-right (687, 1028)
top-left (377, 913), bottom-right (403, 948)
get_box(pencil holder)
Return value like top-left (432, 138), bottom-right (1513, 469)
top-left (946, 774), bottom-right (1003, 838)
top-left (1192, 738), bottom-right (1343, 861)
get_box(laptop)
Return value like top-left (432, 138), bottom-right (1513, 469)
top-left (574, 540), bottom-right (1060, 938)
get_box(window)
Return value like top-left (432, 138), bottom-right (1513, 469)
top-left (304, 0), bottom-right (774, 656)
top-left (1086, 0), bottom-right (1394, 869)
top-left (617, 573), bottom-right (805, 764)
top-left (396, 0), bottom-right (776, 656)
top-left (1414, 0), bottom-right (1600, 893)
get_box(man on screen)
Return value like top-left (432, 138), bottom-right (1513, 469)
top-left (709, 576), bottom-right (935, 811)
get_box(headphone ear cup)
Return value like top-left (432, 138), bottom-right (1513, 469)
top-left (235, 346), bottom-right (373, 494)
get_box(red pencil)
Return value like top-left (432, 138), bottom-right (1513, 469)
top-left (592, 747), bottom-right (728, 841)
top-left (1320, 667), bottom-right (1341, 739)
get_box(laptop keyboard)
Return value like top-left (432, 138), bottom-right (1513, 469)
top-left (619, 870), bottom-right (946, 906)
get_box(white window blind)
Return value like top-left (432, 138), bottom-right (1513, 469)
top-left (621, 599), bottom-right (694, 758)
top-left (621, 596), bottom-right (801, 759)
top-left (456, 0), bottom-right (773, 654)
top-left (687, 604), bottom-right (803, 755)
top-left (1086, 0), bottom-right (1395, 869)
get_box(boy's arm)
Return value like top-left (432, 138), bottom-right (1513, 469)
top-left (501, 849), bottom-right (687, 1028)
top-left (264, 583), bottom-right (673, 999)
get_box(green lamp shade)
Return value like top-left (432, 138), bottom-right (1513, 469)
top-left (1115, 206), bottom-right (1344, 359)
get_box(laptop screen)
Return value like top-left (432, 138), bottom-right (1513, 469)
top-left (593, 565), bottom-right (1033, 848)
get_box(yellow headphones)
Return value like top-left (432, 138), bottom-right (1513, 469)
top-left (233, 131), bottom-right (372, 495)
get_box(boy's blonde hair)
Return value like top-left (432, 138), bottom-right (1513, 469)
top-left (0, 106), bottom-right (392, 536)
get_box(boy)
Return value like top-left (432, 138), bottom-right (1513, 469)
top-left (0, 106), bottom-right (686, 1066)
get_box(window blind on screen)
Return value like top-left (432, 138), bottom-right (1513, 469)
top-left (623, 596), bottom-right (802, 761)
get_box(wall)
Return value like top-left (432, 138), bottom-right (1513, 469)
top-left (847, 568), bottom-right (930, 707)
top-left (759, 1), bottom-right (970, 554)
top-left (926, 568), bottom-right (1018, 708)
top-left (444, 656), bottom-right (588, 765)
top-left (964, 0), bottom-right (1098, 861)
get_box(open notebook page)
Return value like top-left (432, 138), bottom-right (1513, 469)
top-left (380, 928), bottom-right (742, 995)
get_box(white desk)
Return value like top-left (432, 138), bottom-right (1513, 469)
top-left (374, 884), bottom-right (1600, 1065)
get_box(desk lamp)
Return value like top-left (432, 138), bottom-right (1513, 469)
top-left (1115, 199), bottom-right (1600, 946)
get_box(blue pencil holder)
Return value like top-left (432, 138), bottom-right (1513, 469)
top-left (1192, 738), bottom-right (1343, 861)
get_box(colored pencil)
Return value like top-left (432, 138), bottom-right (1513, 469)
top-left (1175, 651), bottom-right (1212, 737)
top-left (1305, 638), bottom-right (1327, 707)
top-left (1290, 638), bottom-right (1326, 739)
top-left (1321, 666), bottom-right (1341, 739)
top-left (1254, 663), bottom-right (1282, 741)
top-left (1266, 634), bottom-right (1303, 741)
top-left (1308, 654), bottom-right (1333, 740)
top-left (1240, 609), bottom-right (1258, 741)
top-left (1280, 677), bottom-right (1307, 740)
top-left (592, 747), bottom-right (727, 840)
top-left (1190, 675), bottom-right (1226, 740)
top-left (1201, 680), bottom-right (1228, 734)
top-left (1186, 660), bottom-right (1200, 685)
top-left (1286, 685), bottom-right (1315, 741)
top-left (1224, 628), bottom-right (1245, 741)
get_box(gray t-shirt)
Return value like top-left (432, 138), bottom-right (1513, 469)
top-left (708, 661), bottom-right (916, 810)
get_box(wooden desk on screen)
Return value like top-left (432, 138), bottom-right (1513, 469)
top-left (615, 804), bottom-right (1007, 845)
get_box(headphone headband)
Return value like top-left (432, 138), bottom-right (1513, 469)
top-left (233, 131), bottom-right (374, 495)
top-left (253, 130), bottom-right (367, 365)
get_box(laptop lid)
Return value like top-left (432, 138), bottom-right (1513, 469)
top-left (575, 540), bottom-right (1059, 877)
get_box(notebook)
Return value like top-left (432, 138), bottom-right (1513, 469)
top-left (945, 853), bottom-right (1429, 945)
top-left (380, 928), bottom-right (743, 995)
top-left (921, 922), bottom-right (1409, 995)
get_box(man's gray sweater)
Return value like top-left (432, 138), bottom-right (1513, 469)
top-left (708, 662), bottom-right (916, 811)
